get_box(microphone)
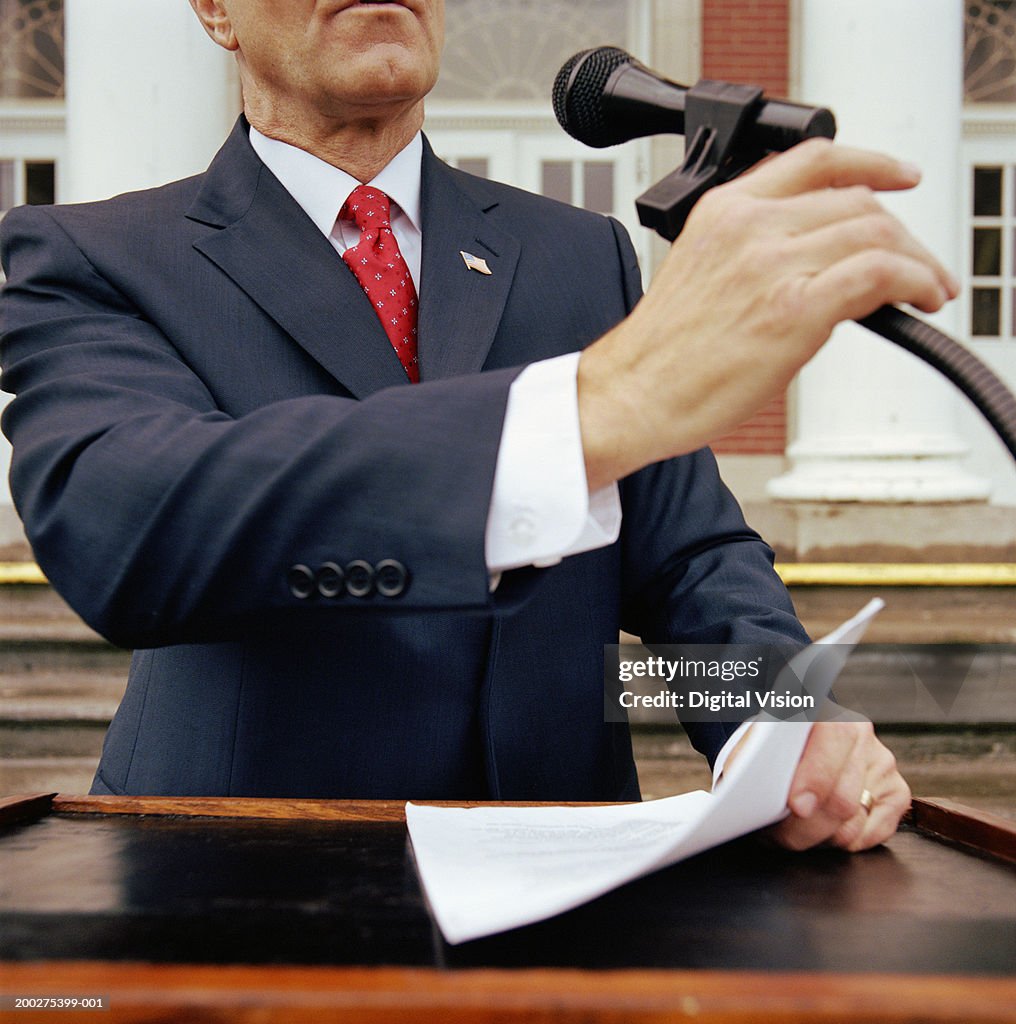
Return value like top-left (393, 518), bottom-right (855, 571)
top-left (554, 46), bottom-right (836, 239)
top-left (553, 46), bottom-right (835, 152)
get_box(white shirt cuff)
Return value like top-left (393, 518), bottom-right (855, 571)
top-left (485, 352), bottom-right (621, 574)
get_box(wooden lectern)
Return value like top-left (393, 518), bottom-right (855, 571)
top-left (1, 793), bottom-right (1014, 1022)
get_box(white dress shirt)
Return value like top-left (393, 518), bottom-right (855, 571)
top-left (249, 127), bottom-right (621, 574)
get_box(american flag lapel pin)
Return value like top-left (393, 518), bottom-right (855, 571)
top-left (460, 250), bottom-right (492, 275)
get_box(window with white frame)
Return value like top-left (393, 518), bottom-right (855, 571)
top-left (969, 161), bottom-right (1015, 338)
top-left (965, 2), bottom-right (1016, 341)
top-left (0, 158), bottom-right (55, 215)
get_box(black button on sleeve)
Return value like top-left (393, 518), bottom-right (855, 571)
top-left (317, 562), bottom-right (345, 599)
top-left (375, 559), bottom-right (409, 597)
top-left (287, 564), bottom-right (316, 600)
top-left (344, 559), bottom-right (375, 598)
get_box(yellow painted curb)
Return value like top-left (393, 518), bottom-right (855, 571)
top-left (0, 562), bottom-right (48, 584)
top-left (0, 561), bottom-right (1013, 587)
top-left (775, 562), bottom-right (1016, 586)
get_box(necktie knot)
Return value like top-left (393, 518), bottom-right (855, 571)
top-left (340, 184), bottom-right (391, 232)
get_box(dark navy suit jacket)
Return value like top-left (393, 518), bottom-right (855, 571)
top-left (0, 117), bottom-right (808, 800)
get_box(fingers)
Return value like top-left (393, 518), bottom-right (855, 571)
top-left (777, 195), bottom-right (946, 280)
top-left (841, 743), bottom-right (912, 853)
top-left (759, 184), bottom-right (884, 236)
top-left (803, 248), bottom-right (953, 322)
top-left (718, 184), bottom-right (958, 334)
top-left (771, 721), bottom-right (867, 852)
top-left (733, 139), bottom-right (958, 314)
top-left (737, 137), bottom-right (922, 199)
top-left (842, 789), bottom-right (906, 853)
top-left (769, 722), bottom-right (911, 854)
top-left (765, 212), bottom-right (956, 321)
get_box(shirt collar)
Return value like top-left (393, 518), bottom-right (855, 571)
top-left (248, 125), bottom-right (423, 237)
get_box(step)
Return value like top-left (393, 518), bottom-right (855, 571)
top-left (619, 645), bottom-right (1016, 726)
top-left (0, 576), bottom-right (1012, 731)
top-left (0, 619), bottom-right (130, 725)
top-left (0, 633), bottom-right (130, 723)
top-left (0, 725), bottom-right (109, 798)
top-left (0, 689), bottom-right (126, 724)
top-left (1, 721), bottom-right (110, 758)
top-left (3, 730), bottom-right (1013, 818)
top-left (790, 585), bottom-right (1016, 644)
top-left (0, 757), bottom-right (101, 795)
top-left (0, 580), bottom-right (100, 630)
top-left (634, 727), bottom-right (1016, 821)
top-left (3, 564), bottom-right (1015, 643)
top-left (0, 638), bottom-right (130, 674)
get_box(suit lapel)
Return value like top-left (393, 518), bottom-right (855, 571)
top-left (187, 119), bottom-right (409, 398)
top-left (186, 122), bottom-right (521, 393)
top-left (417, 141), bottom-right (521, 381)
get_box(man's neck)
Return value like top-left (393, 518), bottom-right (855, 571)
top-left (245, 101), bottom-right (425, 183)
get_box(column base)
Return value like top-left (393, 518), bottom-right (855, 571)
top-left (767, 439), bottom-right (992, 503)
top-left (742, 501), bottom-right (1016, 565)
top-left (768, 464), bottom-right (993, 503)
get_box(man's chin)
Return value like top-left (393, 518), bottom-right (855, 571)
top-left (329, 55), bottom-right (436, 109)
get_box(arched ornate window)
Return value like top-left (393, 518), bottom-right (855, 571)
top-left (433, 0), bottom-right (631, 102)
top-left (0, 0), bottom-right (63, 100)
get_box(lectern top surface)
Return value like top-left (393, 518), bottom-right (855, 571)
top-left (1, 802), bottom-right (1014, 974)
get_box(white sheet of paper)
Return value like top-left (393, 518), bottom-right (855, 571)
top-left (407, 598), bottom-right (884, 944)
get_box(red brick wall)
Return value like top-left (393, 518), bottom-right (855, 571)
top-left (702, 0), bottom-right (789, 455)
top-left (702, 0), bottom-right (790, 97)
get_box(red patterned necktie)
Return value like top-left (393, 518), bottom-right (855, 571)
top-left (339, 184), bottom-right (420, 383)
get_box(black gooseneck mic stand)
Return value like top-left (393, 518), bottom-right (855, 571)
top-left (638, 78), bottom-right (1016, 467)
top-left (555, 49), bottom-right (1016, 465)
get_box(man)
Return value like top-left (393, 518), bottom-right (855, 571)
top-left (0, 0), bottom-right (948, 852)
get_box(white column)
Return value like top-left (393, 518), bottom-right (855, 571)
top-left (63, 0), bottom-right (238, 202)
top-left (0, 3), bottom-right (240, 551)
top-left (768, 0), bottom-right (989, 502)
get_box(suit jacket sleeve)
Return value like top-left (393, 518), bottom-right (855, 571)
top-left (604, 217), bottom-right (811, 763)
top-left (1, 202), bottom-right (522, 648)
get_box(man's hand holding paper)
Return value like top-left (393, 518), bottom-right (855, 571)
top-left (408, 600), bottom-right (899, 944)
top-left (773, 718), bottom-right (912, 852)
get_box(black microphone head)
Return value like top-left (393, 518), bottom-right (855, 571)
top-left (553, 47), bottom-right (634, 148)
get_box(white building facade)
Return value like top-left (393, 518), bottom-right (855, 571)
top-left (0, 0), bottom-right (1013, 557)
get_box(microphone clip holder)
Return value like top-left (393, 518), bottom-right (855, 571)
top-left (636, 79), bottom-right (765, 241)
